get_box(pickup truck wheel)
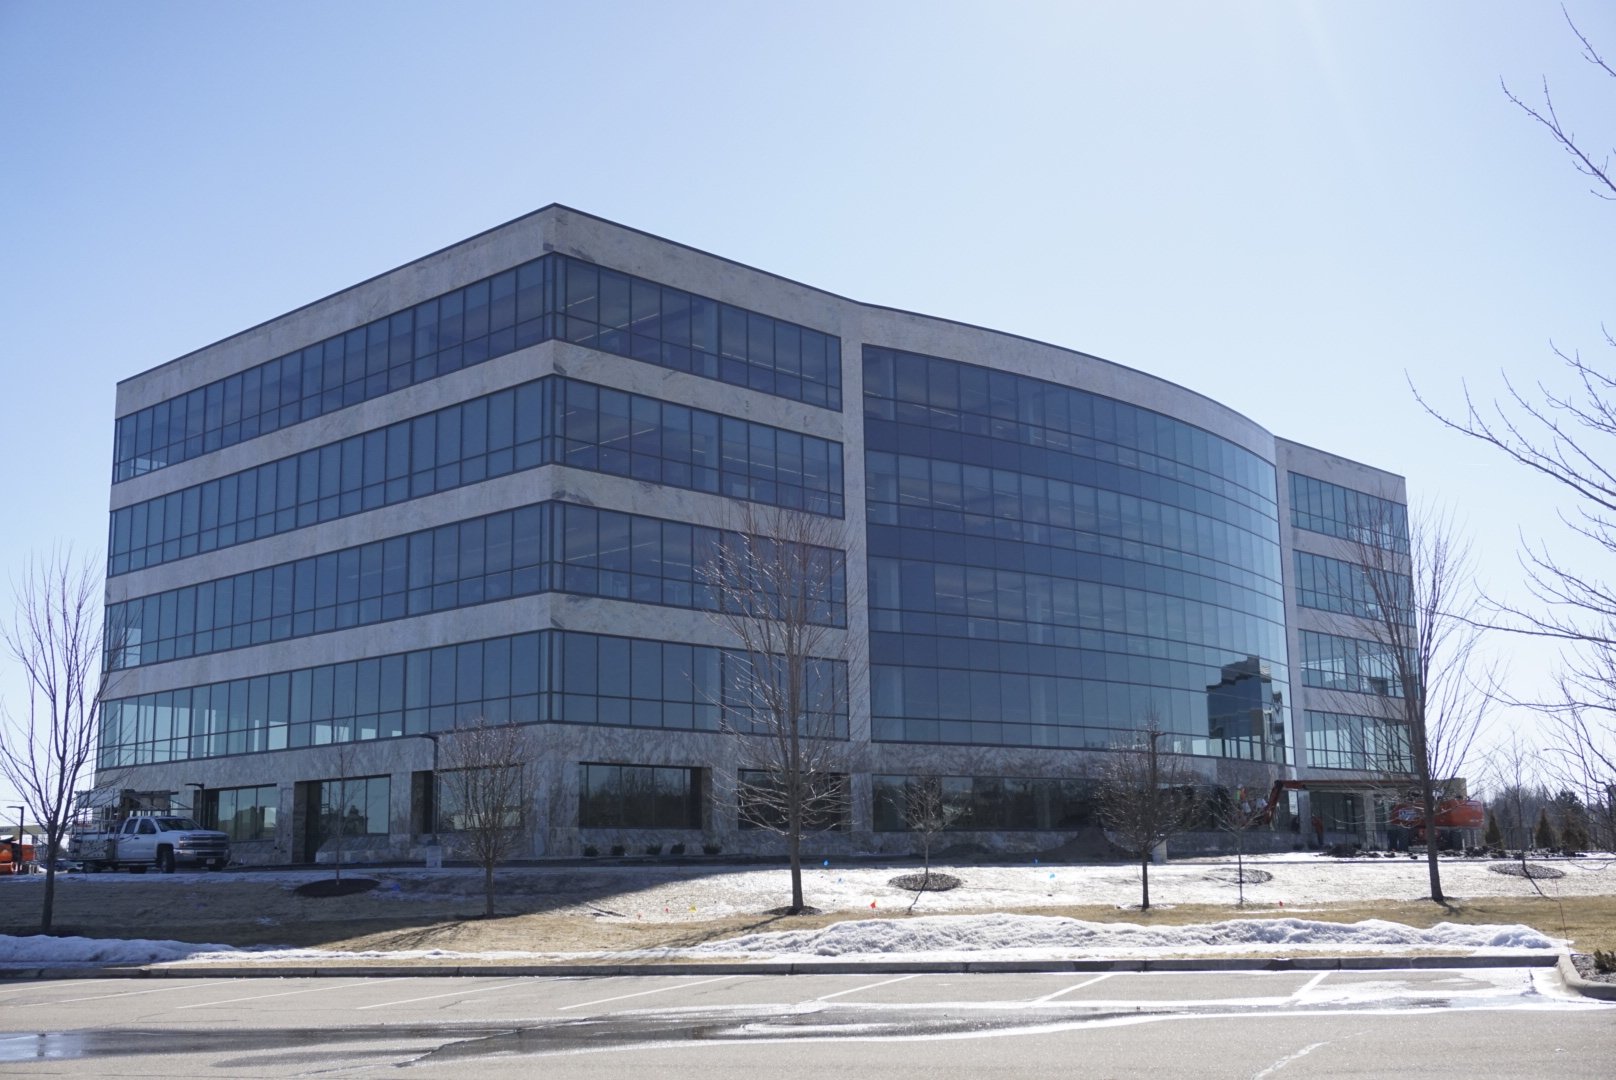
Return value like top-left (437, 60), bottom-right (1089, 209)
top-left (156, 848), bottom-right (176, 874)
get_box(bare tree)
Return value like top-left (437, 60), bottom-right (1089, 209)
top-left (1415, 11), bottom-right (1616, 840)
top-left (1543, 708), bottom-right (1616, 851)
top-left (701, 504), bottom-right (854, 915)
top-left (1097, 716), bottom-right (1199, 911)
top-left (0, 551), bottom-right (118, 932)
top-left (1211, 785), bottom-right (1269, 906)
top-left (437, 717), bottom-right (532, 917)
top-left (901, 772), bottom-right (972, 904)
top-left (320, 743), bottom-right (355, 883)
top-left (1340, 505), bottom-right (1490, 904)
top-left (1482, 732), bottom-right (1545, 851)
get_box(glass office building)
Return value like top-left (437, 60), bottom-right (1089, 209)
top-left (101, 206), bottom-right (1407, 862)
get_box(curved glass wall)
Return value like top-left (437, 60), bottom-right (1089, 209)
top-left (863, 346), bottom-right (1289, 761)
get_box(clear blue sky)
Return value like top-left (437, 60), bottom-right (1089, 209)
top-left (2, 1), bottom-right (1610, 809)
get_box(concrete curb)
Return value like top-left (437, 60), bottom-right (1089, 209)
top-left (0, 952), bottom-right (1564, 982)
top-left (1557, 954), bottom-right (1616, 1001)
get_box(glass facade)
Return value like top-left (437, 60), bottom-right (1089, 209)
top-left (1289, 473), bottom-right (1408, 550)
top-left (737, 770), bottom-right (849, 831)
top-left (199, 784), bottom-right (278, 842)
top-left (1298, 629), bottom-right (1408, 697)
top-left (871, 774), bottom-right (1097, 831)
top-left (108, 375), bottom-right (844, 576)
top-left (108, 501), bottom-right (845, 671)
top-left (314, 775), bottom-right (389, 837)
top-left (578, 764), bottom-right (701, 829)
top-left (113, 254), bottom-right (841, 482)
top-left (1293, 550), bottom-right (1410, 620)
top-left (863, 346), bottom-right (1289, 759)
top-left (99, 629), bottom-right (846, 767)
top-left (1303, 709), bottom-right (1412, 772)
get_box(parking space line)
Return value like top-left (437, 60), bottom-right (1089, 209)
top-left (559, 974), bottom-right (744, 1011)
top-left (354, 980), bottom-right (531, 1011)
top-left (172, 977), bottom-right (408, 1009)
top-left (815, 973), bottom-right (922, 1001)
top-left (1032, 973), bottom-right (1116, 1003)
top-left (21, 980), bottom-right (245, 1007)
top-left (1294, 972), bottom-right (1331, 997)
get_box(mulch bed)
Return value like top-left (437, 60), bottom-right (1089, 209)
top-left (888, 872), bottom-right (963, 892)
top-left (1487, 863), bottom-right (1566, 880)
top-left (293, 877), bottom-right (382, 898)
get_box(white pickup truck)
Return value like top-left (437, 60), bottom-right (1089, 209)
top-left (74, 814), bottom-right (231, 874)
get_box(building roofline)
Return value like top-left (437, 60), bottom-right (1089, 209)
top-left (114, 206), bottom-right (1319, 458)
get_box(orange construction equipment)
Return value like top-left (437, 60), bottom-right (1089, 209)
top-left (0, 837), bottom-right (35, 875)
top-left (1389, 797), bottom-right (1485, 835)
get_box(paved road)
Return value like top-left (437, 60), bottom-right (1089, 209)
top-left (1, 968), bottom-right (1610, 1077)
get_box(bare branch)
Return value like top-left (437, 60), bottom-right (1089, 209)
top-left (0, 549), bottom-right (118, 931)
top-left (699, 503), bottom-right (858, 914)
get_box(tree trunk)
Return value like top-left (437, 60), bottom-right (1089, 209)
top-left (41, 864), bottom-right (57, 933)
top-left (788, 828), bottom-right (803, 912)
top-left (1423, 782), bottom-right (1445, 903)
top-left (484, 863), bottom-right (495, 918)
top-left (1140, 852), bottom-right (1151, 911)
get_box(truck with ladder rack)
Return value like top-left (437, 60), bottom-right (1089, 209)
top-left (70, 788), bottom-right (230, 873)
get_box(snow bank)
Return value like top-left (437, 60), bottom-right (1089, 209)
top-left (677, 913), bottom-right (1562, 960)
top-left (0, 913), bottom-right (1557, 969)
top-left (0, 934), bottom-right (242, 967)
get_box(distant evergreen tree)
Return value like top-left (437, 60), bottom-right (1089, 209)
top-left (1534, 806), bottom-right (1559, 851)
top-left (1551, 789), bottom-right (1591, 853)
top-left (1484, 811), bottom-right (1503, 849)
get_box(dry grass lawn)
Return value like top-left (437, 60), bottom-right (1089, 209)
top-left (7, 872), bottom-right (1612, 959)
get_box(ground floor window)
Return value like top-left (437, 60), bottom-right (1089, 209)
top-left (199, 784), bottom-right (278, 841)
top-left (578, 763), bottom-right (701, 828)
top-left (436, 765), bottom-right (527, 832)
top-left (737, 769), bottom-right (849, 831)
top-left (317, 775), bottom-right (390, 837)
top-left (872, 775), bottom-right (1097, 831)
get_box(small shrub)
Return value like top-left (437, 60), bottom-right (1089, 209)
top-left (1593, 948), bottom-right (1616, 975)
top-left (583, 844), bottom-right (599, 857)
top-left (644, 843), bottom-right (663, 856)
top-left (610, 844), bottom-right (626, 857)
top-left (669, 842), bottom-right (686, 855)
top-left (702, 842), bottom-right (722, 855)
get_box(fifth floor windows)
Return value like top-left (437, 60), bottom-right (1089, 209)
top-left (112, 254), bottom-right (842, 482)
top-left (107, 377), bottom-right (845, 577)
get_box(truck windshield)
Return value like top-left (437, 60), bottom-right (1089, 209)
top-left (154, 817), bottom-right (203, 831)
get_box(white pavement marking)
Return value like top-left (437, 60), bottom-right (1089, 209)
top-left (21, 980), bottom-right (243, 1007)
top-left (354, 980), bottom-right (532, 1011)
top-left (172, 977), bottom-right (407, 1009)
top-left (1293, 972), bottom-right (1331, 998)
top-left (1250, 1030), bottom-right (1366, 1080)
top-left (814, 973), bottom-right (922, 1001)
top-left (1031, 973), bottom-right (1116, 1003)
top-left (558, 974), bottom-right (745, 1011)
